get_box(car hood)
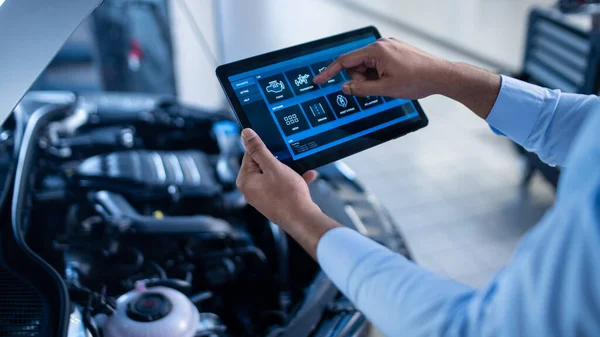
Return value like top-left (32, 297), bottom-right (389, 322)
top-left (0, 0), bottom-right (103, 126)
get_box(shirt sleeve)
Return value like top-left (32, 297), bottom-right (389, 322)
top-left (317, 227), bottom-right (473, 337)
top-left (316, 80), bottom-right (600, 337)
top-left (486, 75), bottom-right (598, 166)
top-left (317, 180), bottom-right (600, 336)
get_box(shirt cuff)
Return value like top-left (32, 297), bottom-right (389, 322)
top-left (486, 75), bottom-right (546, 146)
top-left (317, 227), bottom-right (400, 294)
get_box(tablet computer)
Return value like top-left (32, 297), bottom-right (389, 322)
top-left (216, 26), bottom-right (428, 173)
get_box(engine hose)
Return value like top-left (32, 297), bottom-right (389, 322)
top-left (190, 246), bottom-right (267, 264)
top-left (148, 260), bottom-right (167, 280)
top-left (189, 291), bottom-right (213, 307)
top-left (270, 222), bottom-right (292, 313)
top-left (145, 278), bottom-right (192, 294)
top-left (11, 100), bottom-right (76, 337)
top-left (111, 247), bottom-right (145, 278)
top-left (83, 296), bottom-right (101, 337)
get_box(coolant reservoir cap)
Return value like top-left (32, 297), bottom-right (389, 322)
top-left (104, 286), bottom-right (200, 337)
top-left (127, 292), bottom-right (172, 322)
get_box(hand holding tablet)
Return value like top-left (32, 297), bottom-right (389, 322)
top-left (216, 27), bottom-right (428, 173)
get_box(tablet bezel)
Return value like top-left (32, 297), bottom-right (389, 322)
top-left (216, 26), bottom-right (429, 173)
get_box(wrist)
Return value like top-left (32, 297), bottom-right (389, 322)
top-left (428, 59), bottom-right (458, 96)
top-left (437, 62), bottom-right (501, 119)
top-left (434, 61), bottom-right (465, 97)
top-left (284, 201), bottom-right (322, 226)
top-left (283, 204), bottom-right (342, 260)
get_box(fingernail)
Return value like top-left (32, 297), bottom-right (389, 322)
top-left (241, 128), bottom-right (256, 142)
top-left (342, 82), bottom-right (351, 94)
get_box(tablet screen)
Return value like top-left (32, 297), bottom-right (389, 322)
top-left (220, 28), bottom-right (426, 170)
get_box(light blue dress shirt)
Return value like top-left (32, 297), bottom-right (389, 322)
top-left (317, 76), bottom-right (600, 337)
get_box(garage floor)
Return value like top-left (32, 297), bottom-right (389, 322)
top-left (201, 0), bottom-right (557, 334)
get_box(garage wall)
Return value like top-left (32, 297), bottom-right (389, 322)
top-left (344, 0), bottom-right (557, 71)
top-left (169, 0), bottom-right (225, 110)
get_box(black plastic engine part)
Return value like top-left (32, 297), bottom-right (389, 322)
top-left (80, 93), bottom-right (173, 126)
top-left (92, 190), bottom-right (237, 235)
top-left (269, 222), bottom-right (292, 313)
top-left (265, 272), bottom-right (339, 337)
top-left (58, 126), bottom-right (139, 151)
top-left (79, 93), bottom-right (233, 130)
top-left (75, 150), bottom-right (222, 200)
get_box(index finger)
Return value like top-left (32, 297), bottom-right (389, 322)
top-left (313, 47), bottom-right (371, 84)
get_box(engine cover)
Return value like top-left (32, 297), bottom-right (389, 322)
top-left (75, 150), bottom-right (222, 200)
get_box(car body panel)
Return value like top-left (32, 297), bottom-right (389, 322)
top-left (0, 0), bottom-right (103, 125)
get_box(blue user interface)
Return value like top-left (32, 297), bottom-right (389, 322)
top-left (228, 34), bottom-right (421, 161)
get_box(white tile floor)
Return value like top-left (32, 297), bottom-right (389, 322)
top-left (208, 1), bottom-right (558, 334)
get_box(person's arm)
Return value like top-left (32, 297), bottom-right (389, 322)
top-left (317, 171), bottom-right (600, 337)
top-left (235, 126), bottom-right (600, 337)
top-left (314, 39), bottom-right (599, 166)
top-left (482, 75), bottom-right (597, 166)
top-left (317, 227), bottom-right (474, 337)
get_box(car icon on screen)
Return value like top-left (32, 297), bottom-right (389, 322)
top-left (265, 80), bottom-right (286, 94)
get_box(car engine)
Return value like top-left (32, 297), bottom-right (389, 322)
top-left (5, 92), bottom-right (412, 337)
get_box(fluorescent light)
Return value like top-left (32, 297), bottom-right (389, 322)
top-left (0, 0), bottom-right (5, 7)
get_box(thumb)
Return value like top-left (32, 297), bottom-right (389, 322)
top-left (241, 128), bottom-right (278, 170)
top-left (342, 79), bottom-right (389, 97)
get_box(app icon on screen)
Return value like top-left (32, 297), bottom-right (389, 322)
top-left (310, 103), bottom-right (326, 116)
top-left (326, 91), bottom-right (360, 117)
top-left (285, 67), bottom-right (319, 95)
top-left (266, 80), bottom-right (285, 93)
top-left (356, 96), bottom-right (383, 110)
top-left (258, 74), bottom-right (294, 104)
top-left (310, 60), bottom-right (345, 87)
top-left (301, 97), bottom-right (336, 127)
top-left (274, 105), bottom-right (310, 136)
top-left (336, 95), bottom-right (348, 108)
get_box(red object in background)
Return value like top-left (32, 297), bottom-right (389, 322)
top-left (128, 38), bottom-right (143, 71)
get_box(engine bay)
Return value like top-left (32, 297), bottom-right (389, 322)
top-left (4, 92), bottom-right (412, 337)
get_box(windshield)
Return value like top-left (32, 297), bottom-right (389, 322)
top-left (32, 0), bottom-right (177, 95)
top-left (30, 0), bottom-right (225, 109)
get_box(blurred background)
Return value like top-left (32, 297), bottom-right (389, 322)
top-left (36, 0), bottom-right (597, 301)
